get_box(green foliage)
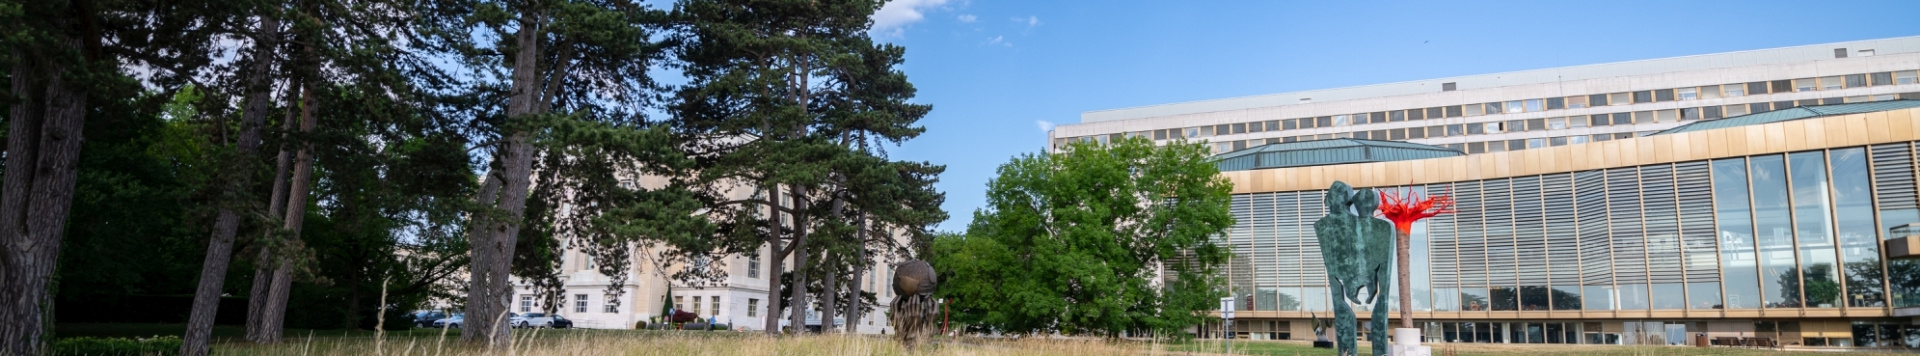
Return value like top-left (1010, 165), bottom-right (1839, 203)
top-left (50, 336), bottom-right (182, 356)
top-left (933, 137), bottom-right (1235, 338)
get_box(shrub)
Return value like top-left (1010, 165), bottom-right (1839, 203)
top-left (52, 336), bottom-right (182, 356)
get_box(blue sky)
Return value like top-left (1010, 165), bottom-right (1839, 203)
top-left (870, 0), bottom-right (1920, 232)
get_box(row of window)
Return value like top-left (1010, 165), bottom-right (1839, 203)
top-left (1057, 69), bottom-right (1920, 148)
top-left (1220, 142), bottom-right (1920, 313)
top-left (672, 295), bottom-right (729, 318)
top-left (518, 294), bottom-right (619, 314)
top-left (1199, 93), bottom-right (1920, 155)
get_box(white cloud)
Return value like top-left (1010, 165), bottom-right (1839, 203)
top-left (1036, 120), bottom-right (1054, 132)
top-left (870, 0), bottom-right (949, 38)
top-left (957, 14), bottom-right (976, 23)
top-left (986, 35), bottom-right (1007, 46)
top-left (1013, 15), bottom-right (1040, 27)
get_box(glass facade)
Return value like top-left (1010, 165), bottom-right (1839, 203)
top-left (1220, 142), bottom-right (1920, 316)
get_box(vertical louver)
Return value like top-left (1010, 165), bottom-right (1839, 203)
top-left (1576, 170), bottom-right (1614, 287)
top-left (1675, 161), bottom-right (1720, 283)
top-left (1512, 176), bottom-right (1548, 287)
top-left (1642, 164), bottom-right (1686, 285)
top-left (1542, 173), bottom-right (1581, 289)
top-left (1455, 181), bottom-right (1488, 288)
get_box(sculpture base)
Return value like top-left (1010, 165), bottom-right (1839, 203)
top-left (1312, 341), bottom-right (1334, 349)
top-left (1391, 328), bottom-right (1429, 356)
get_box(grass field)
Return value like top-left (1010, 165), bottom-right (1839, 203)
top-left (54, 324), bottom-right (1920, 355)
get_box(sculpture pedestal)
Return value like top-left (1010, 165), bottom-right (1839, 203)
top-left (1391, 328), bottom-right (1430, 356)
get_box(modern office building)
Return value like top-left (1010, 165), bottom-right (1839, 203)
top-left (1053, 37), bottom-right (1920, 348)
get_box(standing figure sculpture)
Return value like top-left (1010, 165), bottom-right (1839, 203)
top-left (1314, 182), bottom-right (1395, 356)
top-left (890, 260), bottom-right (939, 350)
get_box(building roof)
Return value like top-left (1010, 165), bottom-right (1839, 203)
top-left (1213, 138), bottom-right (1464, 172)
top-left (1082, 36), bottom-right (1920, 123)
top-left (1653, 100), bottom-right (1920, 135)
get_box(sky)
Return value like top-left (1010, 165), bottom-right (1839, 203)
top-left (867, 0), bottom-right (1920, 232)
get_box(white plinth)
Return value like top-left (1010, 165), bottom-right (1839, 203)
top-left (1391, 328), bottom-right (1430, 356)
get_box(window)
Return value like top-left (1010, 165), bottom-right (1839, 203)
top-left (605, 295), bottom-right (619, 313)
top-left (1425, 107), bottom-right (1444, 119)
top-left (1152, 130), bottom-right (1166, 140)
top-left (1654, 89), bottom-right (1674, 102)
top-left (1750, 81), bottom-right (1772, 95)
top-left (1608, 92), bottom-right (1630, 106)
top-left (1677, 87), bottom-right (1698, 100)
top-left (748, 299), bottom-right (759, 317)
top-left (1315, 116), bottom-right (1332, 127)
top-left (1724, 104), bottom-right (1748, 117)
top-left (1408, 108), bottom-right (1426, 120)
top-left (1213, 142), bottom-right (1230, 154)
top-left (1546, 97), bottom-right (1566, 110)
top-left (1265, 120), bottom-right (1280, 131)
top-left (1232, 140), bottom-right (1246, 151)
top-left (1588, 94), bottom-right (1608, 107)
top-left (711, 298), bottom-right (721, 317)
top-left (1632, 91), bottom-right (1653, 103)
top-left (1248, 122), bottom-right (1263, 133)
top-left (1834, 48), bottom-right (1848, 58)
top-left (1467, 142), bottom-right (1485, 154)
top-left (1483, 122), bottom-right (1504, 134)
top-left (1212, 124), bottom-right (1228, 135)
top-left (1749, 102), bottom-right (1771, 113)
top-left (1587, 115), bottom-right (1608, 127)
top-left (1466, 123), bottom-right (1485, 135)
top-left (1446, 124), bottom-right (1464, 136)
top-left (1723, 84), bottom-right (1745, 97)
top-left (1283, 119), bottom-right (1298, 130)
top-left (1390, 128), bottom-right (1407, 140)
top-left (1548, 117), bottom-right (1567, 130)
top-left (1568, 115), bottom-right (1589, 128)
top-left (749, 256), bottom-right (760, 278)
top-left (1184, 127), bottom-right (1199, 138)
top-left (1442, 82), bottom-right (1456, 91)
top-left (1820, 76), bottom-right (1845, 90)
top-left (1702, 106), bottom-right (1722, 120)
top-left (1227, 123), bottom-right (1242, 134)
top-left (1569, 135), bottom-right (1589, 144)
top-left (1526, 118), bottom-right (1545, 131)
top-left (1427, 126), bottom-right (1445, 138)
top-left (1333, 115), bottom-right (1351, 126)
top-left (1792, 78), bottom-right (1815, 92)
top-left (1487, 141), bottom-right (1506, 152)
top-left (576, 294), bottom-right (589, 313)
top-left (1567, 95), bottom-right (1588, 109)
top-left (1611, 112), bottom-right (1632, 126)
top-left (1465, 104), bottom-right (1486, 117)
top-left (1898, 70), bottom-right (1919, 84)
top-left (674, 296), bottom-right (684, 312)
top-left (1527, 138), bottom-right (1546, 148)
top-left (1407, 127), bottom-right (1425, 139)
top-left (1656, 109), bottom-right (1677, 123)
top-left (1445, 106), bottom-right (1463, 118)
top-left (1846, 74), bottom-right (1867, 88)
top-left (1508, 139), bottom-right (1526, 151)
top-left (1699, 86), bottom-right (1720, 99)
top-left (692, 296), bottom-right (702, 315)
top-left (1390, 111), bottom-right (1406, 122)
top-left (1633, 111), bottom-right (1655, 124)
top-left (521, 295), bottom-right (533, 312)
top-left (1549, 137), bottom-right (1568, 146)
top-left (1506, 119), bottom-right (1526, 132)
top-left (1871, 72), bottom-right (1894, 86)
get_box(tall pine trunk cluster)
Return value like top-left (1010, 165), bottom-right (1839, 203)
top-left (1, 34), bottom-right (90, 356)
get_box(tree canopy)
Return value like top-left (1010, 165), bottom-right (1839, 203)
top-left (933, 136), bottom-right (1234, 338)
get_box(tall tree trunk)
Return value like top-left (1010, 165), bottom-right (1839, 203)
top-left (820, 255), bottom-right (838, 333)
top-left (844, 215), bottom-right (867, 333)
top-left (463, 8), bottom-right (541, 348)
top-left (256, 81), bottom-right (318, 344)
top-left (1396, 230), bottom-right (1414, 329)
top-left (247, 85), bottom-right (299, 342)
top-left (785, 186), bottom-right (811, 334)
top-left (762, 183), bottom-right (784, 335)
top-left (180, 15), bottom-right (278, 355)
top-left (0, 37), bottom-right (88, 356)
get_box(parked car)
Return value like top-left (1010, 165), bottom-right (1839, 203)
top-left (431, 314), bottom-right (465, 329)
top-left (518, 313), bottom-right (572, 329)
top-left (411, 310), bottom-right (449, 328)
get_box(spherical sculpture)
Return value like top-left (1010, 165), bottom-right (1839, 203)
top-left (890, 260), bottom-right (938, 349)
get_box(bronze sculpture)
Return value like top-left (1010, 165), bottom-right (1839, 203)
top-left (1314, 182), bottom-right (1394, 356)
top-left (890, 260), bottom-right (938, 349)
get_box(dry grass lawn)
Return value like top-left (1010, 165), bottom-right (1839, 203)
top-left (204, 330), bottom-right (1920, 356)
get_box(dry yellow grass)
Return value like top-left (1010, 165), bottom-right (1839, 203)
top-left (209, 330), bottom-right (1920, 356)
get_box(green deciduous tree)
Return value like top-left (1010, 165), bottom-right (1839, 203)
top-left (933, 137), bottom-right (1234, 338)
